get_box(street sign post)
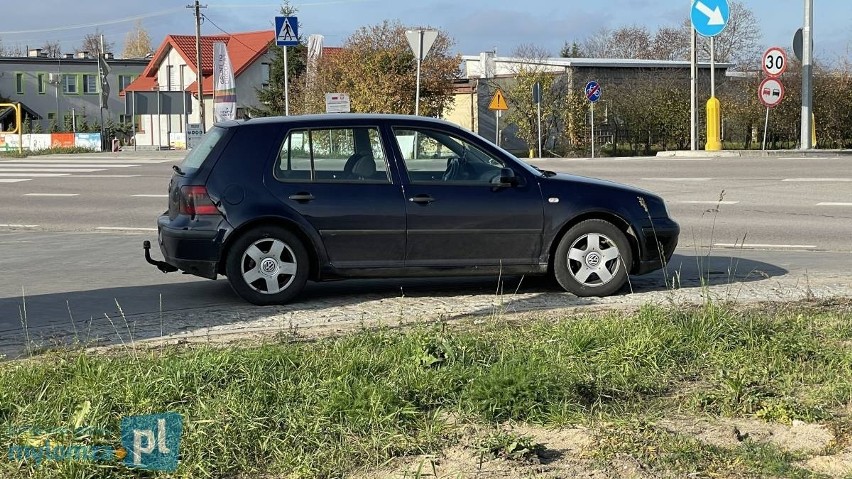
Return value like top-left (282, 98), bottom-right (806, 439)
top-left (690, 0), bottom-right (730, 37)
top-left (325, 93), bottom-right (351, 113)
top-left (489, 89), bottom-right (508, 145)
top-left (762, 47), bottom-right (788, 78)
top-left (405, 29), bottom-right (438, 116)
top-left (759, 77), bottom-right (785, 150)
top-left (585, 81), bottom-right (601, 158)
top-left (691, 0), bottom-right (729, 151)
top-left (275, 16), bottom-right (299, 116)
top-left (759, 78), bottom-right (784, 109)
top-left (533, 82), bottom-right (542, 157)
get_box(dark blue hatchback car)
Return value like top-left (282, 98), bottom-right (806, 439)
top-left (144, 114), bottom-right (678, 305)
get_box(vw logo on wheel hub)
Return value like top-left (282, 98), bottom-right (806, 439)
top-left (585, 252), bottom-right (602, 268)
top-left (260, 258), bottom-right (279, 275)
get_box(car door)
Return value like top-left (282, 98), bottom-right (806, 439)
top-left (390, 125), bottom-right (545, 269)
top-left (265, 125), bottom-right (407, 270)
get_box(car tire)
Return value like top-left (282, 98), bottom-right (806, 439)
top-left (553, 219), bottom-right (632, 297)
top-left (225, 226), bottom-right (309, 305)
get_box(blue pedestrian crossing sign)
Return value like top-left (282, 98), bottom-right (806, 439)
top-left (275, 16), bottom-right (299, 46)
top-left (584, 81), bottom-right (601, 103)
top-left (690, 0), bottom-right (729, 38)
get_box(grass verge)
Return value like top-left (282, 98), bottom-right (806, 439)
top-left (1, 300), bottom-right (851, 478)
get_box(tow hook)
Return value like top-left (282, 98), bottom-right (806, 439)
top-left (143, 240), bottom-right (179, 273)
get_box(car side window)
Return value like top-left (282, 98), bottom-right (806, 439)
top-left (274, 127), bottom-right (390, 183)
top-left (392, 127), bottom-right (505, 184)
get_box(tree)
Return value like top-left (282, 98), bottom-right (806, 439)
top-left (560, 41), bottom-right (583, 58)
top-left (305, 20), bottom-right (459, 116)
top-left (123, 20), bottom-right (153, 58)
top-left (41, 41), bottom-right (62, 58)
top-left (79, 29), bottom-right (114, 55)
top-left (503, 44), bottom-right (562, 157)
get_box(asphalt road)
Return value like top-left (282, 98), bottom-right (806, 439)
top-left (1, 150), bottom-right (850, 357)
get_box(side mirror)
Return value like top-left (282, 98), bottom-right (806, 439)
top-left (497, 167), bottom-right (518, 187)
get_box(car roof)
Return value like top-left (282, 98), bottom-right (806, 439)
top-left (216, 113), bottom-right (461, 129)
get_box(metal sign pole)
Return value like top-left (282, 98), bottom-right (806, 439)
top-left (415, 30), bottom-right (422, 116)
top-left (284, 45), bottom-right (290, 116)
top-left (495, 110), bottom-right (499, 145)
top-left (690, 25), bottom-right (697, 151)
top-left (591, 103), bottom-right (595, 159)
top-left (762, 107), bottom-right (770, 150)
top-left (537, 101), bottom-right (542, 157)
top-left (710, 37), bottom-right (716, 99)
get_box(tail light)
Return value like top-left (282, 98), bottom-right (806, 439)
top-left (179, 185), bottom-right (219, 216)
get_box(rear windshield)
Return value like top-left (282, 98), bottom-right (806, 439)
top-left (180, 127), bottom-right (226, 172)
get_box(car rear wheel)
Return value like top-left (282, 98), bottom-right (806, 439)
top-left (553, 219), bottom-right (632, 297)
top-left (225, 226), bottom-right (309, 305)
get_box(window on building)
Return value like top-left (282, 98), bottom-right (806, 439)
top-left (83, 74), bottom-right (98, 94)
top-left (119, 114), bottom-right (142, 132)
top-left (166, 65), bottom-right (176, 91)
top-left (118, 75), bottom-right (133, 92)
top-left (261, 63), bottom-right (270, 89)
top-left (179, 65), bottom-right (187, 90)
top-left (15, 73), bottom-right (24, 94)
top-left (62, 74), bottom-right (78, 94)
top-left (37, 73), bottom-right (47, 94)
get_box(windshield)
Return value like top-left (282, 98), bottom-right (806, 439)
top-left (179, 127), bottom-right (226, 173)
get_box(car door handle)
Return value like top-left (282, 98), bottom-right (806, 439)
top-left (408, 194), bottom-right (435, 204)
top-left (288, 192), bottom-right (315, 202)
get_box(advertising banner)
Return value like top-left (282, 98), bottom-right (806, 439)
top-left (213, 42), bottom-right (236, 123)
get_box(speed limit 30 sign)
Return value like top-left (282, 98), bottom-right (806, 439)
top-left (762, 47), bottom-right (788, 78)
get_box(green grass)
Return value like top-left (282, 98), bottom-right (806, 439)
top-left (1, 301), bottom-right (851, 477)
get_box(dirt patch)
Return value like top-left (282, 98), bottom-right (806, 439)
top-left (350, 423), bottom-right (647, 478)
top-left (658, 416), bottom-right (834, 454)
top-left (802, 447), bottom-right (852, 477)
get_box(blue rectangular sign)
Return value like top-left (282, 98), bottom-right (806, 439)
top-left (275, 16), bottom-right (299, 46)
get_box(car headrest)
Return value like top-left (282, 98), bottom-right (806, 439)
top-left (351, 154), bottom-right (376, 179)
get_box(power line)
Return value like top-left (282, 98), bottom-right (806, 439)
top-left (0, 8), bottom-right (185, 35)
top-left (201, 14), bottom-right (263, 55)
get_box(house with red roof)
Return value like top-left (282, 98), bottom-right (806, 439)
top-left (123, 30), bottom-right (274, 148)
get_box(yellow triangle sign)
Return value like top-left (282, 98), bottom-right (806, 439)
top-left (489, 89), bottom-right (508, 111)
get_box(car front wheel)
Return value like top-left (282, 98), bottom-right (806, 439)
top-left (553, 219), bottom-right (632, 297)
top-left (225, 226), bottom-right (309, 305)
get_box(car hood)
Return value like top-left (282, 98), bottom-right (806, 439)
top-left (544, 172), bottom-right (657, 197)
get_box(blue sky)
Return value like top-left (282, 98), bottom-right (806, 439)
top-left (1, 1), bottom-right (849, 62)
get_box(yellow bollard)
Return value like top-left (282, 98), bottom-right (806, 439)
top-left (812, 113), bottom-right (816, 146)
top-left (705, 96), bottom-right (722, 151)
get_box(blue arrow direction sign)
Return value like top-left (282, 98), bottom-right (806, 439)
top-left (275, 16), bottom-right (299, 46)
top-left (585, 81), bottom-right (601, 103)
top-left (691, 0), bottom-right (729, 37)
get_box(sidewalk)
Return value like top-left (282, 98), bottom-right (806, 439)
top-left (656, 149), bottom-right (852, 158)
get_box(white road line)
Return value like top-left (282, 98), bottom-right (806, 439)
top-left (63, 174), bottom-right (141, 178)
top-left (96, 227), bottom-right (158, 232)
top-left (132, 194), bottom-right (169, 198)
top-left (680, 200), bottom-right (740, 205)
top-left (782, 178), bottom-right (852, 182)
top-left (641, 178), bottom-right (712, 182)
top-left (0, 173), bottom-right (70, 177)
top-left (714, 243), bottom-right (817, 249)
top-left (1, 157), bottom-right (173, 163)
top-left (0, 163), bottom-right (136, 168)
top-left (0, 224), bottom-right (39, 228)
top-left (0, 168), bottom-right (104, 173)
top-left (817, 202), bottom-right (852, 206)
top-left (24, 193), bottom-right (80, 197)
top-left (0, 179), bottom-right (31, 183)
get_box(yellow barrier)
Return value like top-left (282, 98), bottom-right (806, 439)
top-left (0, 102), bottom-right (22, 154)
top-left (705, 97), bottom-right (722, 151)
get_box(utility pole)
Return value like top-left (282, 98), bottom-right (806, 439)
top-left (187, 1), bottom-right (207, 132)
top-left (801, 0), bottom-right (813, 149)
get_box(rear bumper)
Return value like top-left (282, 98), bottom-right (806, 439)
top-left (157, 215), bottom-right (227, 279)
top-left (635, 218), bottom-right (679, 275)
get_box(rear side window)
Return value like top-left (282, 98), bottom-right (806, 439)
top-left (180, 127), bottom-right (226, 172)
top-left (274, 126), bottom-right (390, 183)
